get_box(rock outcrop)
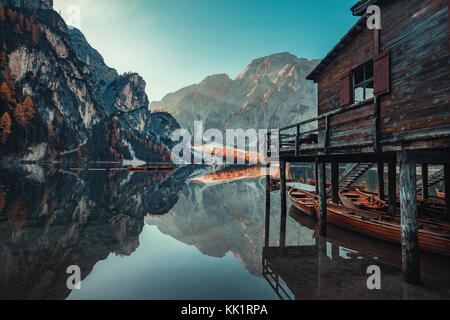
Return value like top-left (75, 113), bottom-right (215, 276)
top-left (0, 1), bottom-right (179, 162)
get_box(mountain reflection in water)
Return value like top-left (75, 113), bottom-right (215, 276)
top-left (0, 164), bottom-right (449, 300)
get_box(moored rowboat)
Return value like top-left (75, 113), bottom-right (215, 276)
top-left (339, 189), bottom-right (388, 211)
top-left (313, 201), bottom-right (450, 256)
top-left (288, 188), bottom-right (317, 217)
top-left (436, 189), bottom-right (446, 199)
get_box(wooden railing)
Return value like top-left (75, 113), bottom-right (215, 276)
top-left (270, 97), bottom-right (379, 157)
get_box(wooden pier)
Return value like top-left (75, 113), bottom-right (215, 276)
top-left (266, 0), bottom-right (450, 284)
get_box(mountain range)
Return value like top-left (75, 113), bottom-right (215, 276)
top-left (151, 53), bottom-right (320, 133)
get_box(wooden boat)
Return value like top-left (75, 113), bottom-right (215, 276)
top-left (313, 201), bottom-right (450, 256)
top-left (270, 177), bottom-right (293, 191)
top-left (346, 188), bottom-right (450, 226)
top-left (306, 179), bottom-right (331, 188)
top-left (288, 188), bottom-right (317, 217)
top-left (127, 167), bottom-right (146, 172)
top-left (436, 189), bottom-right (446, 199)
top-left (339, 189), bottom-right (388, 211)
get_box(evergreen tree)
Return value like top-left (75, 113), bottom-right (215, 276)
top-left (0, 112), bottom-right (12, 144)
top-left (0, 2), bottom-right (5, 22)
top-left (14, 96), bottom-right (35, 128)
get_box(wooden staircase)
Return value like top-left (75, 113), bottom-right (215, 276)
top-left (417, 169), bottom-right (445, 194)
top-left (339, 163), bottom-right (375, 189)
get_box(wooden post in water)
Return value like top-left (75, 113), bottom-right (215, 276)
top-left (388, 161), bottom-right (397, 215)
top-left (318, 162), bottom-right (327, 236)
top-left (280, 161), bottom-right (287, 247)
top-left (315, 162), bottom-right (319, 195)
top-left (445, 164), bottom-right (450, 216)
top-left (421, 164), bottom-right (429, 201)
top-left (377, 163), bottom-right (385, 200)
top-left (331, 162), bottom-right (339, 204)
top-left (265, 164), bottom-right (271, 248)
top-left (399, 158), bottom-right (420, 284)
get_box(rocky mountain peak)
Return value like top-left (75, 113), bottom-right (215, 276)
top-left (198, 73), bottom-right (232, 96)
top-left (235, 52), bottom-right (305, 81)
top-left (0, 0), bottom-right (53, 10)
top-left (103, 73), bottom-right (149, 116)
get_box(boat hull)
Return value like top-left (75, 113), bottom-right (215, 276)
top-left (314, 202), bottom-right (450, 257)
top-left (288, 189), bottom-right (317, 217)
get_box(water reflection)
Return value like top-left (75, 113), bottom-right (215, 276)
top-left (262, 206), bottom-right (450, 300)
top-left (0, 164), bottom-right (449, 300)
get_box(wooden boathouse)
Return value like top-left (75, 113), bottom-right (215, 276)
top-left (266, 0), bottom-right (450, 284)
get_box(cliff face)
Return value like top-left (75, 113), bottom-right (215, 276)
top-left (151, 53), bottom-right (320, 133)
top-left (0, 1), bottom-right (179, 162)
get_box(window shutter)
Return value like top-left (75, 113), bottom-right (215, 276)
top-left (339, 73), bottom-right (351, 107)
top-left (374, 49), bottom-right (390, 95)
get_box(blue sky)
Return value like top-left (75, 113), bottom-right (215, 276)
top-left (54, 0), bottom-right (359, 100)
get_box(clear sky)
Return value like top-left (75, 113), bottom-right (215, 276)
top-left (54, 0), bottom-right (359, 101)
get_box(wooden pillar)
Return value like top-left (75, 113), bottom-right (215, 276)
top-left (280, 161), bottom-right (287, 247)
top-left (265, 164), bottom-right (271, 248)
top-left (445, 164), bottom-right (450, 216)
top-left (399, 159), bottom-right (420, 284)
top-left (388, 161), bottom-right (397, 215)
top-left (377, 163), bottom-right (385, 200)
top-left (421, 164), bottom-right (429, 201)
top-left (314, 162), bottom-right (319, 195)
top-left (331, 162), bottom-right (339, 204)
top-left (318, 162), bottom-right (327, 236)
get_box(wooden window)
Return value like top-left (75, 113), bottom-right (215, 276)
top-left (340, 74), bottom-right (351, 107)
top-left (352, 60), bottom-right (374, 103)
top-left (373, 50), bottom-right (390, 95)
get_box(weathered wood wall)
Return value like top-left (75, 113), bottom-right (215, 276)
top-left (316, 0), bottom-right (450, 151)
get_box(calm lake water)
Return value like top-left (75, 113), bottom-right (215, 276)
top-left (0, 164), bottom-right (449, 300)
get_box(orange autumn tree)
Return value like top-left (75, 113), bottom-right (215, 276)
top-left (0, 112), bottom-right (12, 143)
top-left (0, 2), bottom-right (5, 21)
top-left (14, 96), bottom-right (35, 127)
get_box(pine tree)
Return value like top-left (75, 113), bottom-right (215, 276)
top-left (14, 97), bottom-right (35, 127)
top-left (7, 9), bottom-right (17, 23)
top-left (31, 24), bottom-right (39, 44)
top-left (0, 2), bottom-right (5, 22)
top-left (14, 23), bottom-right (23, 35)
top-left (0, 51), bottom-right (6, 67)
top-left (25, 18), bottom-right (32, 33)
top-left (0, 112), bottom-right (12, 144)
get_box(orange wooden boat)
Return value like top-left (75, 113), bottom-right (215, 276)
top-left (436, 189), bottom-right (446, 199)
top-left (288, 188), bottom-right (317, 217)
top-left (270, 177), bottom-right (293, 191)
top-left (339, 189), bottom-right (388, 211)
top-left (313, 201), bottom-right (450, 256)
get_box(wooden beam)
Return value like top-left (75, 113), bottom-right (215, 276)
top-left (265, 164), bottom-right (271, 248)
top-left (388, 161), bottom-right (397, 215)
top-left (318, 162), bottom-right (327, 236)
top-left (445, 164), bottom-right (450, 216)
top-left (377, 162), bottom-right (385, 200)
top-left (280, 161), bottom-right (287, 247)
top-left (315, 162), bottom-right (319, 195)
top-left (421, 164), bottom-right (429, 200)
top-left (399, 160), bottom-right (421, 284)
top-left (331, 162), bottom-right (339, 204)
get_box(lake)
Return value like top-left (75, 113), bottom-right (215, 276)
top-left (0, 164), bottom-right (449, 300)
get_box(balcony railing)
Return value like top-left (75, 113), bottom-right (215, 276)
top-left (270, 97), bottom-right (379, 157)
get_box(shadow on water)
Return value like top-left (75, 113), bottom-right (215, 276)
top-left (263, 206), bottom-right (450, 300)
